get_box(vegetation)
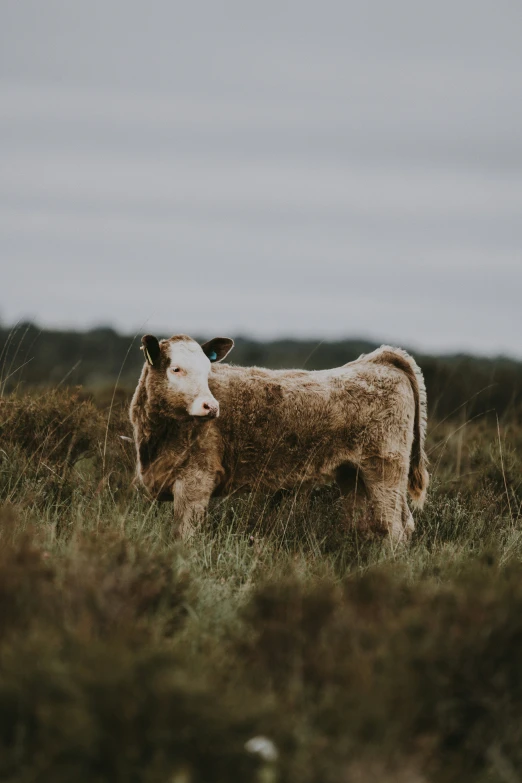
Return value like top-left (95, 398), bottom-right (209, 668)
top-left (0, 327), bottom-right (522, 781)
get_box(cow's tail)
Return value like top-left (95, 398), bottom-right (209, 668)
top-left (364, 346), bottom-right (429, 509)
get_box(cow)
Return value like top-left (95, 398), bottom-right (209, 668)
top-left (129, 334), bottom-right (429, 544)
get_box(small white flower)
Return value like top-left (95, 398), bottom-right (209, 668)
top-left (245, 736), bottom-right (279, 763)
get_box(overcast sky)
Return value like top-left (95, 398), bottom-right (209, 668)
top-left (1, 0), bottom-right (521, 356)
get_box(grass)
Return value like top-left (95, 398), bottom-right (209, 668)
top-left (0, 389), bottom-right (522, 782)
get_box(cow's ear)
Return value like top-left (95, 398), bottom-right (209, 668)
top-left (141, 334), bottom-right (161, 366)
top-left (201, 337), bottom-right (235, 363)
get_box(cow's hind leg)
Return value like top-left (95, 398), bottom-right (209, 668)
top-left (360, 456), bottom-right (411, 545)
top-left (402, 496), bottom-right (415, 540)
top-left (173, 470), bottom-right (216, 540)
top-left (335, 462), bottom-right (371, 535)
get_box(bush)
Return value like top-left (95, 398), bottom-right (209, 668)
top-left (0, 390), bottom-right (521, 781)
top-left (0, 390), bottom-right (134, 507)
top-left (240, 560), bottom-right (522, 782)
top-left (0, 507), bottom-right (264, 783)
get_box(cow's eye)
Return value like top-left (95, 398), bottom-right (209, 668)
top-left (170, 366), bottom-right (181, 373)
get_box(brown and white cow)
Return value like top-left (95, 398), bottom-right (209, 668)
top-left (130, 334), bottom-right (429, 544)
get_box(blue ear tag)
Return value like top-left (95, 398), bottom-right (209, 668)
top-left (209, 351), bottom-right (218, 362)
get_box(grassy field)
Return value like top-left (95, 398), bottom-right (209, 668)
top-left (0, 386), bottom-right (521, 783)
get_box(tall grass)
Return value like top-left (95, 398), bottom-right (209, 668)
top-left (0, 389), bottom-right (521, 782)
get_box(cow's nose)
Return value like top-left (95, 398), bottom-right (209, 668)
top-left (203, 401), bottom-right (219, 418)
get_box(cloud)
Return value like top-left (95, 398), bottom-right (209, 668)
top-left (1, 1), bottom-right (521, 355)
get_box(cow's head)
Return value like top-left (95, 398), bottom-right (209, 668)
top-left (141, 334), bottom-right (234, 419)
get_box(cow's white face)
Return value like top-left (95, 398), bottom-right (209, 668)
top-left (166, 341), bottom-right (219, 418)
top-left (141, 333), bottom-right (234, 419)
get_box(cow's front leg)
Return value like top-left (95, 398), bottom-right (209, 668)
top-left (172, 470), bottom-right (215, 540)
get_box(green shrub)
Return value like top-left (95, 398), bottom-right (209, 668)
top-left (0, 390), bottom-right (134, 507)
top-left (0, 391), bottom-right (520, 782)
top-left (239, 560), bottom-right (522, 782)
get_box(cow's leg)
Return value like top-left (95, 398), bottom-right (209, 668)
top-left (172, 470), bottom-right (216, 540)
top-left (335, 462), bottom-right (371, 534)
top-left (360, 457), bottom-right (410, 545)
top-left (402, 497), bottom-right (415, 539)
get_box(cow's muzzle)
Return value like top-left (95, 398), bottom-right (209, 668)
top-left (201, 402), bottom-right (219, 418)
top-left (190, 400), bottom-right (219, 419)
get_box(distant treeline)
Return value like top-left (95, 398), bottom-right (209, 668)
top-left (1, 322), bottom-right (521, 421)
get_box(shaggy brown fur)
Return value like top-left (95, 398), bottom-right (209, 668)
top-left (130, 337), bottom-right (429, 543)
